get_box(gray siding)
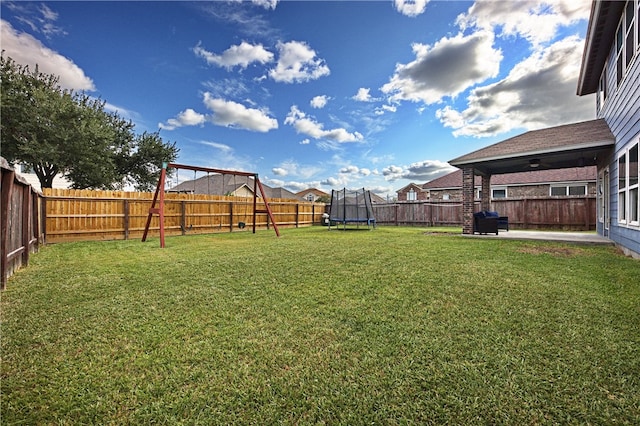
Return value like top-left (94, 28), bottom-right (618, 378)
top-left (597, 30), bottom-right (640, 256)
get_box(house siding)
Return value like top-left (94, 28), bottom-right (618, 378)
top-left (597, 7), bottom-right (640, 257)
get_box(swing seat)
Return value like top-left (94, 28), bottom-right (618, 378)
top-left (238, 221), bottom-right (246, 229)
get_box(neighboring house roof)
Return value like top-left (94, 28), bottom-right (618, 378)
top-left (170, 174), bottom-right (305, 200)
top-left (170, 174), bottom-right (254, 195)
top-left (266, 187), bottom-right (305, 200)
top-left (296, 188), bottom-right (329, 198)
top-left (369, 192), bottom-right (387, 204)
top-left (396, 182), bottom-right (423, 193)
top-left (577, 1), bottom-right (625, 95)
top-left (423, 167), bottom-right (597, 190)
top-left (449, 119), bottom-right (615, 176)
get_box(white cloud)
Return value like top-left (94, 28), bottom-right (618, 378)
top-left (159, 108), bottom-right (206, 130)
top-left (394, 0), bottom-right (430, 17)
top-left (383, 160), bottom-right (455, 182)
top-left (300, 138), bottom-right (310, 145)
top-left (269, 40), bottom-right (330, 83)
top-left (340, 165), bottom-right (360, 175)
top-left (272, 160), bottom-right (322, 179)
top-left (285, 106), bottom-right (363, 143)
top-left (310, 95), bottom-right (329, 109)
top-left (382, 165), bottom-right (405, 181)
top-left (251, 0), bottom-right (279, 10)
top-left (381, 30), bottom-right (502, 105)
top-left (202, 78), bottom-right (250, 98)
top-left (193, 41), bottom-right (273, 70)
top-left (1, 20), bottom-right (95, 91)
top-left (203, 93), bottom-right (278, 132)
top-left (456, 0), bottom-right (590, 46)
top-left (199, 141), bottom-right (233, 153)
top-left (436, 36), bottom-right (593, 137)
top-left (353, 87), bottom-right (373, 102)
top-left (321, 176), bottom-right (345, 187)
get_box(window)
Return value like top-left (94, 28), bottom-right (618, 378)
top-left (597, 68), bottom-right (607, 112)
top-left (306, 193), bottom-right (314, 202)
top-left (551, 185), bottom-right (587, 196)
top-left (407, 188), bottom-right (417, 201)
top-left (626, 1), bottom-right (635, 67)
top-left (492, 188), bottom-right (507, 199)
top-left (617, 1), bottom-right (639, 86)
top-left (618, 140), bottom-right (640, 226)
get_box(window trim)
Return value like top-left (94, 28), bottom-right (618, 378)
top-left (616, 0), bottom-right (639, 87)
top-left (550, 184), bottom-right (588, 197)
top-left (491, 187), bottom-right (507, 199)
top-left (617, 138), bottom-right (640, 228)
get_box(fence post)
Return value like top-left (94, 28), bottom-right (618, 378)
top-left (229, 201), bottom-right (233, 232)
top-left (32, 189), bottom-right (41, 249)
top-left (21, 185), bottom-right (30, 266)
top-left (181, 201), bottom-right (186, 235)
top-left (295, 203), bottom-right (299, 228)
top-left (1, 167), bottom-right (15, 290)
top-left (123, 199), bottom-right (130, 240)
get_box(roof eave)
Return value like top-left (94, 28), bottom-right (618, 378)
top-left (577, 1), bottom-right (625, 96)
top-left (449, 139), bottom-right (615, 168)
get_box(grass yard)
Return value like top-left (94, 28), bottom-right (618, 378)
top-left (1, 226), bottom-right (639, 424)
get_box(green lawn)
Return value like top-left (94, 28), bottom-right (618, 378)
top-left (2, 226), bottom-right (639, 424)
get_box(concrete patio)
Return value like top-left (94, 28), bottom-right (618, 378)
top-left (463, 230), bottom-right (613, 245)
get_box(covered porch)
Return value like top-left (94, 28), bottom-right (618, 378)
top-left (449, 119), bottom-right (615, 235)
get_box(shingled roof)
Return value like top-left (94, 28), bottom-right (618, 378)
top-left (169, 174), bottom-right (304, 200)
top-left (449, 119), bottom-right (614, 176)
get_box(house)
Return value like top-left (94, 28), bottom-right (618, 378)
top-left (411, 167), bottom-right (597, 202)
top-left (170, 174), bottom-right (304, 201)
top-left (577, 0), bottom-right (640, 258)
top-left (396, 182), bottom-right (428, 202)
top-left (449, 1), bottom-right (639, 258)
top-left (14, 164), bottom-right (71, 192)
top-left (296, 188), bottom-right (329, 203)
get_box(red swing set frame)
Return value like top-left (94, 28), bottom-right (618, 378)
top-left (142, 162), bottom-right (280, 248)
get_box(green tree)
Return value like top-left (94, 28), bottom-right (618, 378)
top-left (1, 54), bottom-right (178, 190)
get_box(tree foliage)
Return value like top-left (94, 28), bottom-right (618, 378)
top-left (1, 54), bottom-right (178, 190)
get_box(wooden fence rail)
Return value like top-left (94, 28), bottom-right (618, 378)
top-left (1, 159), bottom-right (45, 289)
top-left (43, 188), bottom-right (326, 243)
top-left (373, 196), bottom-right (596, 231)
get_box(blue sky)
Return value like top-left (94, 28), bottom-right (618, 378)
top-left (1, 1), bottom-right (595, 198)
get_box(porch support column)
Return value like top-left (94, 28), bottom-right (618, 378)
top-left (481, 174), bottom-right (491, 211)
top-left (462, 166), bottom-right (475, 234)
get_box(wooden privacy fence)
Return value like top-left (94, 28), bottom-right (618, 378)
top-left (1, 158), bottom-right (45, 289)
top-left (43, 188), bottom-right (326, 243)
top-left (373, 196), bottom-right (596, 230)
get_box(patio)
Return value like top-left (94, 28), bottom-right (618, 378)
top-left (463, 229), bottom-right (613, 245)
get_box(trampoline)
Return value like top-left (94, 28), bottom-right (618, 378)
top-left (328, 188), bottom-right (376, 230)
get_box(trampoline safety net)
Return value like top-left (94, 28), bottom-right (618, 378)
top-left (328, 188), bottom-right (376, 229)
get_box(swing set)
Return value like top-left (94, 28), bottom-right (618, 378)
top-left (142, 162), bottom-right (280, 248)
